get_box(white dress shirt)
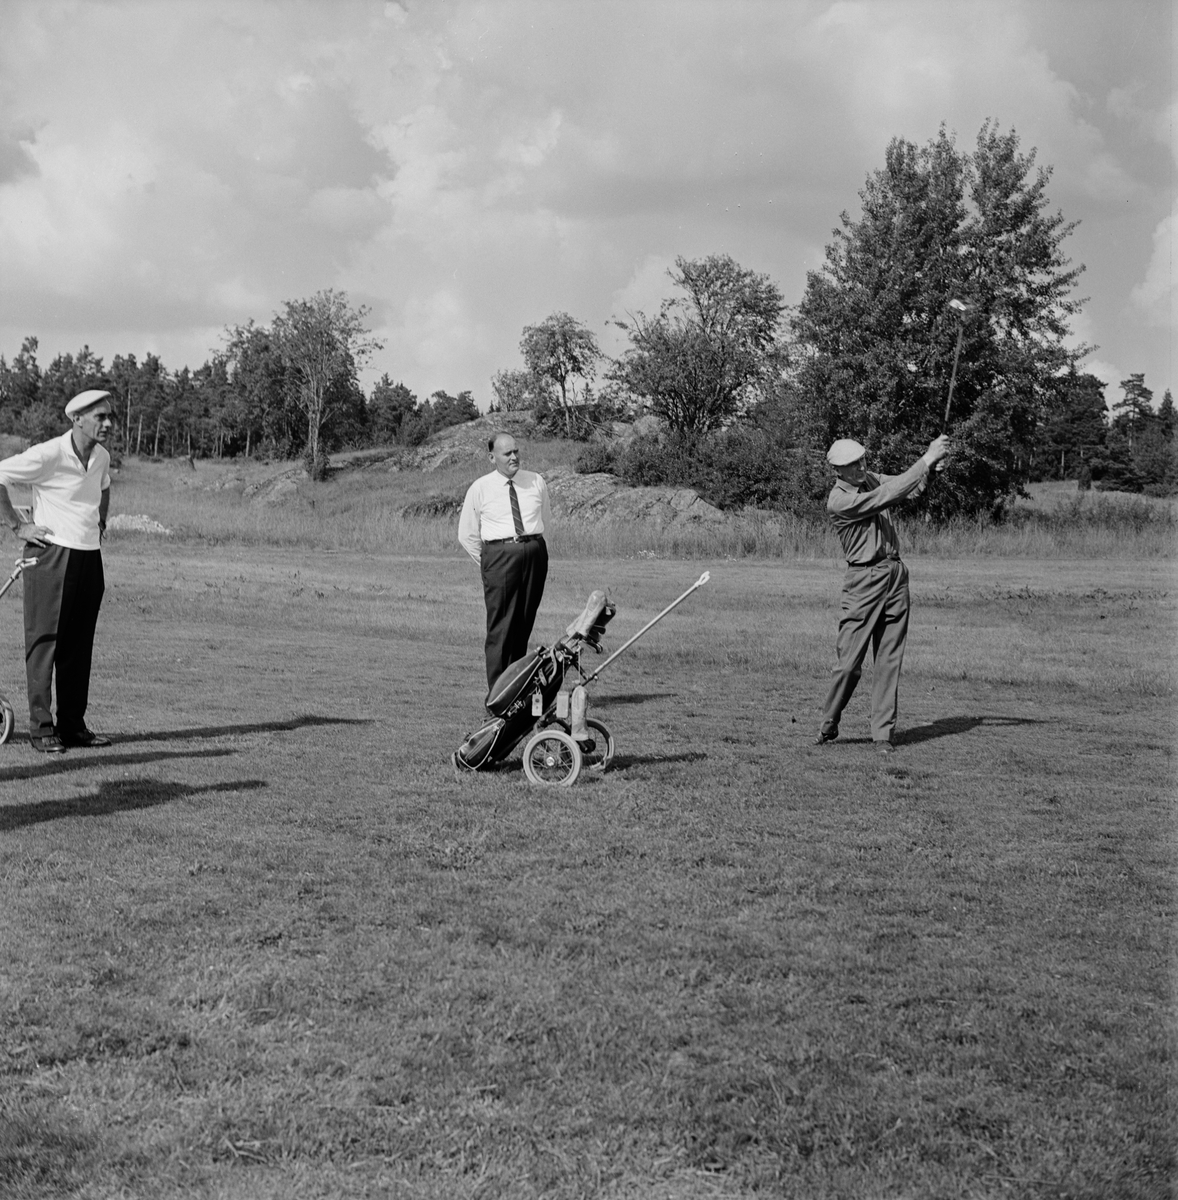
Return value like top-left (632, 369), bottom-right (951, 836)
top-left (0, 431), bottom-right (110, 550)
top-left (458, 468), bottom-right (552, 563)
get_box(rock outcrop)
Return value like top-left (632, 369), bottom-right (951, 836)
top-left (544, 467), bottom-right (725, 527)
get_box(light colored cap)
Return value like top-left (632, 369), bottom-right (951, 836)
top-left (826, 438), bottom-right (866, 466)
top-left (65, 390), bottom-right (111, 417)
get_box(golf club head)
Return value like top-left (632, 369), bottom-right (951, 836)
top-left (948, 298), bottom-right (969, 315)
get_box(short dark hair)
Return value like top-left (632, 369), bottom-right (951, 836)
top-left (488, 433), bottom-right (516, 453)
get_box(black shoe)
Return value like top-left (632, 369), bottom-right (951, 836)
top-left (30, 734), bottom-right (66, 754)
top-left (58, 727), bottom-right (112, 748)
top-left (813, 728), bottom-right (839, 745)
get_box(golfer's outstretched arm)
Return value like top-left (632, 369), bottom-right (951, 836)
top-left (829, 437), bottom-right (951, 519)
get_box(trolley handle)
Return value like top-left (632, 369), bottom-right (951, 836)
top-left (0, 556), bottom-right (37, 602)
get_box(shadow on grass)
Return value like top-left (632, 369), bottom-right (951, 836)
top-left (478, 749), bottom-right (707, 777)
top-left (609, 750), bottom-right (708, 769)
top-left (0, 777), bottom-right (267, 831)
top-left (0, 747), bottom-right (239, 783)
top-left (104, 714), bottom-right (373, 745)
top-left (898, 714), bottom-right (1046, 746)
top-left (596, 692), bottom-right (675, 706)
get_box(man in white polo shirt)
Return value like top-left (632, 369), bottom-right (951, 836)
top-left (458, 432), bottom-right (552, 689)
top-left (0, 390), bottom-right (114, 753)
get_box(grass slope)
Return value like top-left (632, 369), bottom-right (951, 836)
top-left (0, 540), bottom-right (1173, 1198)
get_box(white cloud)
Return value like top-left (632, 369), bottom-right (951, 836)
top-left (0, 0), bottom-right (1171, 401)
top-left (1130, 206), bottom-right (1176, 328)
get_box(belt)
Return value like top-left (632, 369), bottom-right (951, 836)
top-left (483, 534), bottom-right (544, 545)
top-left (847, 554), bottom-right (901, 568)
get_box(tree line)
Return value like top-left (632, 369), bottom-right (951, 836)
top-left (1, 121), bottom-right (1172, 514)
top-left (0, 290), bottom-right (477, 480)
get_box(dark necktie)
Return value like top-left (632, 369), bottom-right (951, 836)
top-left (507, 479), bottom-right (525, 537)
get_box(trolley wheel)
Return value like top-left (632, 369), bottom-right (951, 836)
top-left (565, 717), bottom-right (614, 773)
top-left (522, 728), bottom-right (582, 787)
top-left (0, 697), bottom-right (12, 745)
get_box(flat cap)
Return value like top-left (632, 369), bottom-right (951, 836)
top-left (65, 390), bottom-right (111, 417)
top-left (826, 438), bottom-right (866, 466)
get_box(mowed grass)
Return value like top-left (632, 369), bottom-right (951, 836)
top-left (0, 538), bottom-right (1174, 1198)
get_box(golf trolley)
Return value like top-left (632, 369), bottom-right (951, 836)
top-left (453, 572), bottom-right (710, 786)
top-left (0, 556), bottom-right (34, 745)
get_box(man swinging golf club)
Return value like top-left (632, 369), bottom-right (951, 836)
top-left (815, 433), bottom-right (950, 754)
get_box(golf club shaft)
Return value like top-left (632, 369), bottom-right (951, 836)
top-left (943, 323), bottom-right (964, 428)
top-left (583, 572), bottom-right (710, 684)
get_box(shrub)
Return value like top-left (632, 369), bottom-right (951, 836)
top-left (609, 427), bottom-right (829, 515)
top-left (533, 399), bottom-right (617, 441)
top-left (573, 442), bottom-right (616, 474)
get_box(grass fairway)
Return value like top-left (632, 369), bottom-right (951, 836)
top-left (0, 540), bottom-right (1173, 1199)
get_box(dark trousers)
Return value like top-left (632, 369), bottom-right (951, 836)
top-left (480, 538), bottom-right (547, 688)
top-left (820, 558), bottom-right (910, 744)
top-left (23, 544), bottom-right (105, 737)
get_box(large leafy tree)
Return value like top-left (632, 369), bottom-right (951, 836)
top-left (271, 289), bottom-right (382, 479)
top-left (519, 313), bottom-right (601, 436)
top-left (612, 254), bottom-right (784, 436)
top-left (792, 122), bottom-right (1086, 517)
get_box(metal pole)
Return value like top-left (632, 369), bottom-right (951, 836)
top-left (582, 571), bottom-right (710, 685)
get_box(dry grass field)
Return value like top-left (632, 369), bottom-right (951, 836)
top-left (0, 454), bottom-right (1174, 1198)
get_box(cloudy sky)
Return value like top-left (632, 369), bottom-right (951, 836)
top-left (0, 0), bottom-right (1172, 409)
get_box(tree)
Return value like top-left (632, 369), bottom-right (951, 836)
top-left (1111, 373), bottom-right (1153, 450)
top-left (519, 313), bottom-right (601, 430)
top-left (1033, 370), bottom-right (1108, 480)
top-left (368, 376), bottom-right (417, 444)
top-left (792, 123), bottom-right (1086, 518)
top-left (1158, 388), bottom-right (1175, 440)
top-left (271, 289), bottom-right (382, 479)
top-left (223, 323), bottom-right (294, 458)
top-left (490, 368), bottom-right (553, 412)
top-left (611, 254), bottom-right (784, 435)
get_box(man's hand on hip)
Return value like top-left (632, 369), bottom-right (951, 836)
top-left (15, 522), bottom-right (52, 547)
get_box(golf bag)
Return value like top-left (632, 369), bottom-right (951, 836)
top-left (453, 590), bottom-right (615, 772)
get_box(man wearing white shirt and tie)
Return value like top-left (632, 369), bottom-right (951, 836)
top-left (458, 433), bottom-right (553, 688)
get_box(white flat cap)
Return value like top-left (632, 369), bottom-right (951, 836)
top-left (65, 390), bottom-right (111, 417)
top-left (826, 438), bottom-right (866, 466)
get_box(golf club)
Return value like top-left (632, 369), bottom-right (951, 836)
top-left (936, 298), bottom-right (970, 473)
top-left (943, 298), bottom-right (970, 428)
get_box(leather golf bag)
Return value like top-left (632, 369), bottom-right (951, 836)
top-left (454, 649), bottom-right (562, 772)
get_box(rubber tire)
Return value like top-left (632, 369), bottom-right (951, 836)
top-left (0, 697), bottom-right (12, 746)
top-left (522, 728), bottom-right (582, 787)
top-left (574, 717), bottom-right (615, 773)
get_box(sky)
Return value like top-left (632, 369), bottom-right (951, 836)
top-left (0, 0), bottom-right (1173, 411)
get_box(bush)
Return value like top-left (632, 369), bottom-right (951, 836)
top-left (607, 428), bottom-right (829, 515)
top-left (533, 399), bottom-right (617, 441)
top-left (573, 442), bottom-right (616, 474)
